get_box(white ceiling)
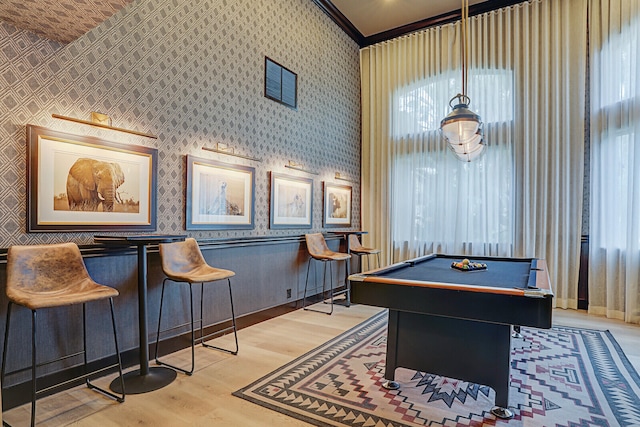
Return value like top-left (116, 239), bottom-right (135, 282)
top-left (0, 0), bottom-right (134, 44)
top-left (331, 0), bottom-right (485, 37)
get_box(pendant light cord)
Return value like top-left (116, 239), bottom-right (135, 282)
top-left (461, 0), bottom-right (469, 97)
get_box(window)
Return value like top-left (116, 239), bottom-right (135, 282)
top-left (264, 57), bottom-right (297, 109)
top-left (391, 69), bottom-right (514, 257)
top-left (592, 21), bottom-right (639, 249)
top-left (394, 69), bottom-right (513, 137)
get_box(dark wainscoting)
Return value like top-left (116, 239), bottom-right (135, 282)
top-left (0, 233), bottom-right (359, 410)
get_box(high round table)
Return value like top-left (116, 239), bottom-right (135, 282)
top-left (94, 234), bottom-right (186, 394)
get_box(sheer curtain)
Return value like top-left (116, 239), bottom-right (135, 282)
top-left (589, 0), bottom-right (640, 324)
top-left (390, 67), bottom-right (514, 260)
top-left (360, 0), bottom-right (586, 308)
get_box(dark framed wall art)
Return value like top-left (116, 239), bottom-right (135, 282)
top-left (27, 124), bottom-right (158, 232)
top-left (323, 182), bottom-right (352, 227)
top-left (270, 172), bottom-right (313, 229)
top-left (185, 155), bottom-right (255, 230)
top-left (264, 57), bottom-right (297, 109)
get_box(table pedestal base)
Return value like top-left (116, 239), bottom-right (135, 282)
top-left (110, 366), bottom-right (177, 394)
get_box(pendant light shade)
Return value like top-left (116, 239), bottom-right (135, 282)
top-left (440, 94), bottom-right (482, 144)
top-left (440, 0), bottom-right (485, 162)
top-left (448, 138), bottom-right (485, 162)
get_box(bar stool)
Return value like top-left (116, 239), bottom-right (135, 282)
top-left (303, 233), bottom-right (351, 315)
top-left (348, 234), bottom-right (381, 272)
top-left (1, 242), bottom-right (125, 427)
top-left (155, 238), bottom-right (238, 376)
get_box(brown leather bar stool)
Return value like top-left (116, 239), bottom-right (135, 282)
top-left (1, 242), bottom-right (125, 427)
top-left (348, 234), bottom-right (381, 272)
top-left (155, 238), bottom-right (238, 376)
top-left (303, 233), bottom-right (351, 315)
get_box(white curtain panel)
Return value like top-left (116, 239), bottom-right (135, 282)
top-left (589, 0), bottom-right (640, 324)
top-left (360, 0), bottom-right (586, 309)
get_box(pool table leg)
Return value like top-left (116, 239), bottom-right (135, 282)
top-left (382, 310), bottom-right (514, 419)
top-left (382, 310), bottom-right (399, 388)
top-left (490, 338), bottom-right (514, 419)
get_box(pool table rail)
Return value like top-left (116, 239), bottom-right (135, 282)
top-left (349, 255), bottom-right (553, 299)
top-left (349, 254), bottom-right (554, 329)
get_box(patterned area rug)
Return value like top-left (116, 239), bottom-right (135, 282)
top-left (234, 311), bottom-right (640, 426)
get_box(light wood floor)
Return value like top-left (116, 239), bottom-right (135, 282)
top-left (3, 304), bottom-right (639, 426)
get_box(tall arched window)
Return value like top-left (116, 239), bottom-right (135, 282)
top-left (588, 0), bottom-right (640, 323)
top-left (390, 68), bottom-right (514, 260)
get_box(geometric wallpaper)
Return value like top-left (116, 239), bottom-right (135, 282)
top-left (0, 0), bottom-right (362, 247)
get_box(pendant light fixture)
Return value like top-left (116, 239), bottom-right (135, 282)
top-left (440, 0), bottom-right (484, 162)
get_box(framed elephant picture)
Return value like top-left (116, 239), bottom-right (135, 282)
top-left (26, 124), bottom-right (158, 232)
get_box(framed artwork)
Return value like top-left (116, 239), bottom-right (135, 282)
top-left (185, 155), bottom-right (255, 230)
top-left (323, 182), bottom-right (352, 228)
top-left (26, 124), bottom-right (157, 232)
top-left (264, 57), bottom-right (297, 109)
top-left (270, 172), bottom-right (313, 229)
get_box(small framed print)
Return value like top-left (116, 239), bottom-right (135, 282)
top-left (264, 57), bottom-right (297, 109)
top-left (186, 155), bottom-right (255, 230)
top-left (323, 182), bottom-right (352, 228)
top-left (27, 124), bottom-right (157, 232)
top-left (270, 172), bottom-right (313, 229)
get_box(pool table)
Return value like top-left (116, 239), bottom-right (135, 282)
top-left (348, 253), bottom-right (553, 419)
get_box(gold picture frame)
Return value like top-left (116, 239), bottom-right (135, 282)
top-left (27, 124), bottom-right (158, 232)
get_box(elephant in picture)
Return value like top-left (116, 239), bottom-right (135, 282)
top-left (66, 158), bottom-right (125, 212)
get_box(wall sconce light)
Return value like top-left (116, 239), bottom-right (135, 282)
top-left (285, 160), bottom-right (318, 175)
top-left (334, 172), bottom-right (354, 182)
top-left (202, 143), bottom-right (262, 162)
top-left (52, 112), bottom-right (157, 139)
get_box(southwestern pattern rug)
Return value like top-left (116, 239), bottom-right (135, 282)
top-left (234, 311), bottom-right (640, 426)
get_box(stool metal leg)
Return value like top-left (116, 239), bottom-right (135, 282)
top-left (85, 300), bottom-right (125, 401)
top-left (2, 301), bottom-right (124, 427)
top-left (31, 309), bottom-right (37, 427)
top-left (189, 284), bottom-right (195, 373)
top-left (344, 258), bottom-right (351, 307)
top-left (154, 278), bottom-right (168, 367)
top-left (303, 259), bottom-right (334, 315)
top-left (108, 298), bottom-right (125, 401)
top-left (1, 302), bottom-right (13, 400)
top-left (156, 278), bottom-right (238, 375)
top-left (201, 279), bottom-right (239, 355)
top-left (0, 303), bottom-right (10, 427)
top-left (155, 278), bottom-right (196, 375)
top-left (3, 304), bottom-right (38, 427)
top-left (322, 263), bottom-right (335, 314)
top-left (302, 258), bottom-right (313, 310)
top-left (331, 259), bottom-right (350, 306)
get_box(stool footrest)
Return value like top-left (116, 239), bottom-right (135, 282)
top-left (202, 341), bottom-right (238, 355)
top-left (3, 350), bottom-right (86, 378)
top-left (35, 362), bottom-right (122, 397)
top-left (197, 325), bottom-right (236, 343)
top-left (156, 319), bottom-right (205, 337)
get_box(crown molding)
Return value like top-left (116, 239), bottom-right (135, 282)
top-left (313, 0), bottom-right (527, 48)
